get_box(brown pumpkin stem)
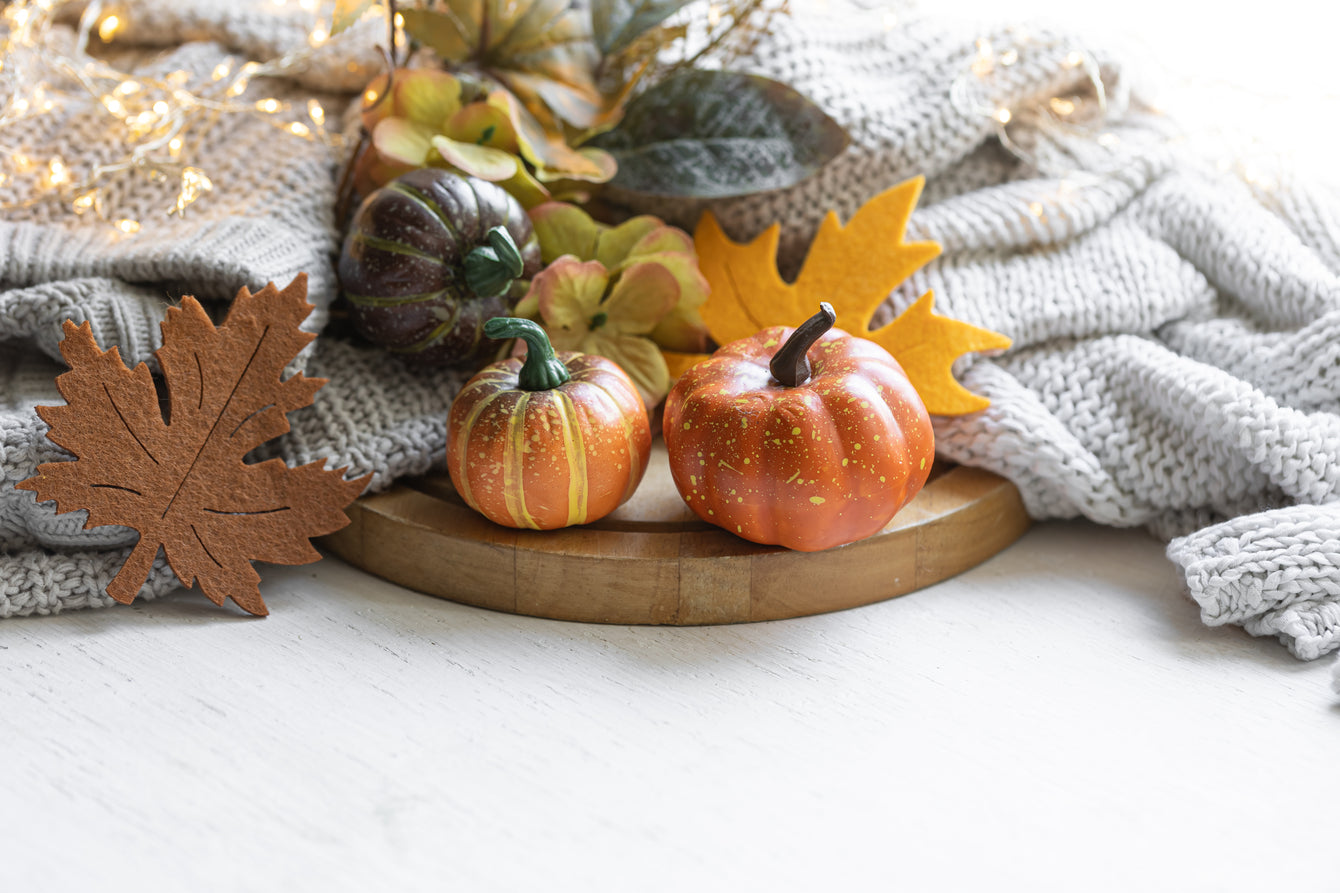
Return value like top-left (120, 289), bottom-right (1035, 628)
top-left (770, 303), bottom-right (836, 387)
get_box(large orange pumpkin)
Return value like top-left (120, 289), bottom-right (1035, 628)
top-left (663, 304), bottom-right (934, 552)
top-left (448, 318), bottom-right (651, 529)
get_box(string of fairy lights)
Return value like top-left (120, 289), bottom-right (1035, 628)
top-left (0, 0), bottom-right (374, 233)
top-left (1, 0), bottom-right (1300, 238)
top-left (949, 29), bottom-right (1116, 175)
top-left (943, 13), bottom-right (1340, 214)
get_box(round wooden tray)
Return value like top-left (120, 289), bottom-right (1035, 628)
top-left (322, 441), bottom-right (1031, 625)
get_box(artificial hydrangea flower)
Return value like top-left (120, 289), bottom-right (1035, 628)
top-left (353, 69), bottom-right (615, 208)
top-left (515, 202), bottom-right (711, 410)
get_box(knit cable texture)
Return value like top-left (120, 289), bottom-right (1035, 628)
top-left (2, 2), bottom-right (1338, 662)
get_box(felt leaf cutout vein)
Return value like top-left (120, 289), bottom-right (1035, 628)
top-left (16, 275), bottom-right (369, 616)
top-left (693, 176), bottom-right (1011, 415)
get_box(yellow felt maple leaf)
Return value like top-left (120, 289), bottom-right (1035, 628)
top-left (691, 177), bottom-right (1011, 415)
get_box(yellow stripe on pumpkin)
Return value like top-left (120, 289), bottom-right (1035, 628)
top-left (503, 392), bottom-right (537, 528)
top-left (556, 390), bottom-right (588, 527)
top-left (453, 385), bottom-right (507, 516)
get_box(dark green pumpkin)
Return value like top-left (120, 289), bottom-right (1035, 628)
top-left (338, 169), bottom-right (543, 367)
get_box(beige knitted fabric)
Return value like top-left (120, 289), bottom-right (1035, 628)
top-left (3, 2), bottom-right (1339, 663)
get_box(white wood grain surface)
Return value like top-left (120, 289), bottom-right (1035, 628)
top-left (3, 520), bottom-right (1336, 892)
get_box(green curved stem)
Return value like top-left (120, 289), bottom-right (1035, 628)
top-left (464, 226), bottom-right (526, 298)
top-left (483, 317), bottom-right (571, 391)
top-left (770, 303), bottom-right (836, 387)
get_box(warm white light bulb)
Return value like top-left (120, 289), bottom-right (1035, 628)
top-left (98, 15), bottom-right (120, 42)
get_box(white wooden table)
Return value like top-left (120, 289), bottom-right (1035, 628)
top-left (4, 520), bottom-right (1336, 892)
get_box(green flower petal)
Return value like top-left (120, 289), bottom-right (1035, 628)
top-left (625, 225), bottom-right (694, 260)
top-left (602, 260), bottom-right (680, 336)
top-left (430, 135), bottom-right (518, 182)
top-left (497, 166), bottom-right (553, 210)
top-left (513, 289), bottom-right (541, 320)
top-left (529, 257), bottom-right (610, 349)
top-left (594, 216), bottom-right (661, 269)
top-left (488, 90), bottom-right (613, 182)
top-left (529, 202), bottom-right (601, 265)
top-left (650, 304), bottom-right (709, 353)
top-left (532, 146), bottom-right (617, 184)
top-left (624, 251), bottom-right (709, 309)
top-left (445, 103), bottom-right (519, 153)
top-left (583, 331), bottom-right (669, 412)
top-left (496, 165), bottom-right (553, 210)
top-left (392, 68), bottom-right (463, 128)
top-left (372, 117), bottom-right (435, 167)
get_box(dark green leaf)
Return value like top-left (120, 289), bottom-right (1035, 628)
top-left (590, 0), bottom-right (695, 55)
top-left (589, 70), bottom-right (849, 199)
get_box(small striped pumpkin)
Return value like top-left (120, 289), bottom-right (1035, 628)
top-left (338, 168), bottom-right (542, 367)
top-left (448, 318), bottom-right (651, 530)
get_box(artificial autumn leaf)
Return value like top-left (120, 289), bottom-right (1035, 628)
top-left (400, 0), bottom-right (605, 131)
top-left (692, 177), bottom-right (1012, 415)
top-left (16, 275), bottom-right (369, 616)
top-left (330, 0), bottom-right (377, 37)
top-left (351, 68), bottom-right (613, 207)
top-left (874, 291), bottom-right (1013, 414)
top-left (355, 68), bottom-right (614, 207)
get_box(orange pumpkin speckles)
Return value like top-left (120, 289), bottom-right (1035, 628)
top-left (449, 318), bottom-right (651, 530)
top-left (664, 304), bottom-right (934, 552)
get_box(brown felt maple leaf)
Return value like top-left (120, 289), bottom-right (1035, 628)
top-left (690, 176), bottom-right (1012, 415)
top-left (17, 275), bottom-right (369, 616)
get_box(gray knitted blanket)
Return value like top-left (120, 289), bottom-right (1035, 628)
top-left (4, 2), bottom-right (1339, 664)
